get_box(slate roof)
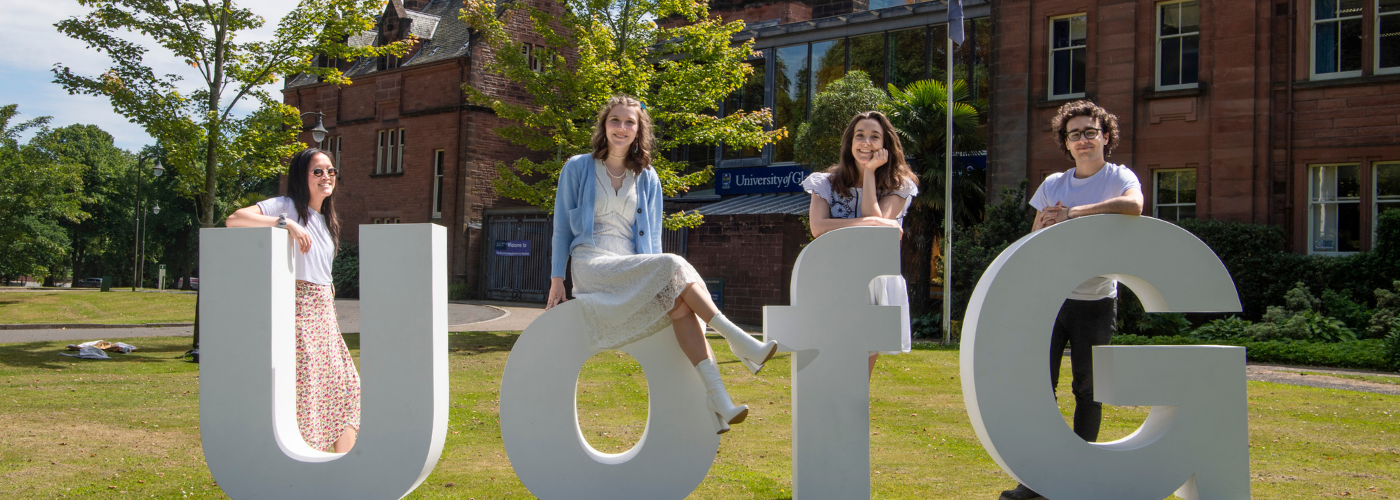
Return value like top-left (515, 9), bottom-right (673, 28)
top-left (694, 192), bottom-right (811, 215)
top-left (285, 0), bottom-right (473, 89)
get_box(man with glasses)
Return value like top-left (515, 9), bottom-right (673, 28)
top-left (998, 100), bottom-right (1144, 500)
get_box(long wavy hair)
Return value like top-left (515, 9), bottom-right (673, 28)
top-left (826, 110), bottom-right (918, 196)
top-left (590, 95), bottom-right (654, 174)
top-left (285, 147), bottom-right (341, 248)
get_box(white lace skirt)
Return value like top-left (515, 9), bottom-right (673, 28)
top-left (570, 236), bottom-right (703, 350)
top-left (871, 275), bottom-right (912, 355)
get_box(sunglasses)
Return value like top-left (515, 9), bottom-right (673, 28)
top-left (312, 168), bottom-right (338, 178)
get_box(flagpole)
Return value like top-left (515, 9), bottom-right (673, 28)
top-left (942, 33), bottom-right (953, 345)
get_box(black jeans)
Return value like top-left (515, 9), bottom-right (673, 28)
top-left (1048, 296), bottom-right (1116, 443)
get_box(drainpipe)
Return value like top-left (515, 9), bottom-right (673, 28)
top-left (1286, 0), bottom-right (1297, 245)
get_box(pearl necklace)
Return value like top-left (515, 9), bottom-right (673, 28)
top-left (607, 168), bottom-right (627, 179)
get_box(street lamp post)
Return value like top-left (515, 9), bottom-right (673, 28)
top-left (139, 201), bottom-right (161, 290)
top-left (132, 154), bottom-right (164, 292)
top-left (300, 111), bottom-right (328, 145)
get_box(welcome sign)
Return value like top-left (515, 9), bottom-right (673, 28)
top-left (198, 217), bottom-right (1249, 500)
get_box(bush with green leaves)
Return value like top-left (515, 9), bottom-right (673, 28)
top-left (1368, 280), bottom-right (1400, 340)
top-left (1190, 316), bottom-right (1254, 342)
top-left (332, 243), bottom-right (359, 299)
top-left (792, 71), bottom-right (889, 170)
top-left (1246, 282), bottom-right (1356, 342)
top-left (1113, 334), bottom-right (1392, 371)
top-left (1321, 289), bottom-right (1372, 331)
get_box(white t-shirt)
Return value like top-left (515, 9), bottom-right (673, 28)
top-left (1029, 162), bottom-right (1142, 300)
top-left (256, 196), bottom-right (336, 286)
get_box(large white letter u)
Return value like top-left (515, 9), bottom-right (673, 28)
top-left (199, 225), bottom-right (448, 499)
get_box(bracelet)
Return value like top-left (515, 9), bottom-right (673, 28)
top-left (276, 213), bottom-right (287, 229)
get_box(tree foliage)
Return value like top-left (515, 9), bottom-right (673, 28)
top-left (791, 71), bottom-right (889, 170)
top-left (0, 105), bottom-right (85, 279)
top-left (52, 0), bottom-right (412, 227)
top-left (461, 0), bottom-right (785, 228)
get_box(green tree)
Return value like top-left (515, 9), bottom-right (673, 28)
top-left (886, 78), bottom-right (984, 320)
top-left (52, 0), bottom-right (412, 227)
top-left (461, 0), bottom-right (784, 228)
top-left (28, 124), bottom-right (139, 284)
top-left (791, 70), bottom-right (889, 170)
top-left (0, 105), bottom-right (85, 281)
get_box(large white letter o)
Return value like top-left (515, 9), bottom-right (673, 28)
top-left (500, 300), bottom-right (719, 500)
top-left (961, 215), bottom-right (1250, 500)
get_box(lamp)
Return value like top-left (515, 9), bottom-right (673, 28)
top-left (152, 202), bottom-right (161, 215)
top-left (301, 111), bottom-right (328, 144)
top-left (152, 159), bottom-right (164, 177)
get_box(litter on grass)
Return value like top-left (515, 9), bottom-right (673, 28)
top-left (59, 340), bottom-right (138, 360)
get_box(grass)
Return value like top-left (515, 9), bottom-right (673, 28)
top-left (0, 333), bottom-right (1397, 499)
top-left (0, 291), bottom-right (196, 325)
top-left (1297, 371), bottom-right (1400, 386)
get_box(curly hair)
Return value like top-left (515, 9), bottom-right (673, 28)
top-left (1050, 100), bottom-right (1120, 161)
top-left (590, 95), bottom-right (654, 173)
top-left (826, 110), bottom-right (919, 196)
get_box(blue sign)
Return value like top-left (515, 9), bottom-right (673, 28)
top-left (495, 240), bottom-right (531, 257)
top-left (716, 165), bottom-right (811, 195)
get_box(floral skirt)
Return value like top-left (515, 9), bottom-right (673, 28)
top-left (295, 281), bottom-right (361, 452)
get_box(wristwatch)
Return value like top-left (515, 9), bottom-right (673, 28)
top-left (276, 213), bottom-right (287, 229)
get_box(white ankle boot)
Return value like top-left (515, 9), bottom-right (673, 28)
top-left (707, 313), bottom-right (778, 375)
top-left (694, 358), bottom-right (748, 434)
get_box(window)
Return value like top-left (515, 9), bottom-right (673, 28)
top-left (849, 33), bottom-right (887, 89)
top-left (812, 39), bottom-right (847, 96)
top-left (889, 28), bottom-right (930, 91)
top-left (1313, 0), bottom-right (1364, 78)
top-left (1154, 169), bottom-right (1197, 221)
top-left (1380, 0), bottom-right (1400, 73)
top-left (722, 58), bottom-right (766, 161)
top-left (521, 43), bottom-right (546, 72)
top-left (1157, 1), bottom-right (1200, 90)
top-left (433, 150), bottom-right (446, 219)
top-left (1378, 162), bottom-right (1400, 234)
top-left (376, 128), bottom-right (405, 174)
top-left (773, 44), bottom-right (811, 163)
top-left (1309, 164), bottom-right (1363, 253)
top-left (330, 136), bottom-right (342, 168)
top-left (1049, 15), bottom-right (1087, 99)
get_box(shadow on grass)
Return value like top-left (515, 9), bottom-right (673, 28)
top-left (339, 331), bottom-right (522, 357)
top-left (0, 338), bottom-right (194, 370)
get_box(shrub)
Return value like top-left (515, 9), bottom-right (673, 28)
top-left (449, 282), bottom-right (471, 301)
top-left (1190, 316), bottom-right (1253, 342)
top-left (792, 71), bottom-right (889, 170)
top-left (1369, 281), bottom-right (1400, 340)
top-left (332, 243), bottom-right (359, 299)
top-left (1386, 330), bottom-right (1400, 371)
top-left (1112, 335), bottom-right (1393, 371)
top-left (948, 181), bottom-right (1033, 325)
top-left (1321, 289), bottom-right (1372, 331)
top-left (1245, 282), bottom-right (1356, 342)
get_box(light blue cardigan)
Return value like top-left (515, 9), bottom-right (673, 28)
top-left (551, 154), bottom-right (664, 278)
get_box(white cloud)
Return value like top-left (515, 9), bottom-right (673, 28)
top-left (0, 0), bottom-right (307, 150)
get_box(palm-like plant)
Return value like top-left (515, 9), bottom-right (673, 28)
top-left (885, 78), bottom-right (985, 323)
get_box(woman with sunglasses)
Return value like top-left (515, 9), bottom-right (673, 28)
top-left (226, 147), bottom-right (359, 453)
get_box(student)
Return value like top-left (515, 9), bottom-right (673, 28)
top-left (547, 95), bottom-right (779, 434)
top-left (801, 110), bottom-right (920, 376)
top-left (998, 100), bottom-right (1143, 500)
top-left (226, 148), bottom-right (360, 453)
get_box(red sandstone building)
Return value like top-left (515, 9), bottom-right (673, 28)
top-left (284, 0), bottom-right (1398, 322)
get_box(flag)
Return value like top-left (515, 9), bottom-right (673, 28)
top-left (948, 0), bottom-right (965, 46)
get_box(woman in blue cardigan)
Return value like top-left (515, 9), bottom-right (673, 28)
top-left (548, 95), bottom-right (777, 434)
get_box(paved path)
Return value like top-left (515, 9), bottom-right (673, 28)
top-left (0, 300), bottom-right (515, 343)
top-left (1246, 363), bottom-right (1400, 396)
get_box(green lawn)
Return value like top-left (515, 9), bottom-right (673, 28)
top-left (0, 334), bottom-right (1396, 499)
top-left (0, 291), bottom-right (195, 324)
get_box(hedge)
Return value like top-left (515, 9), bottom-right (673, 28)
top-left (1111, 334), bottom-right (1393, 372)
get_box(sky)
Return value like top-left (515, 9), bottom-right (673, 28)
top-left (0, 0), bottom-right (300, 152)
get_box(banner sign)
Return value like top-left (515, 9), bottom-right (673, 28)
top-left (716, 165), bottom-right (811, 195)
top-left (495, 240), bottom-right (530, 256)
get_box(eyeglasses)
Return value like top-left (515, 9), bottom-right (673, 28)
top-left (1066, 129), bottom-right (1102, 142)
top-left (312, 168), bottom-right (338, 178)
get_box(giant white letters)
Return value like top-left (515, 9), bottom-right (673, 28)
top-left (199, 225), bottom-right (448, 500)
top-left (961, 214), bottom-right (1250, 500)
top-left (764, 226), bottom-right (907, 500)
top-left (499, 301), bottom-right (720, 500)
